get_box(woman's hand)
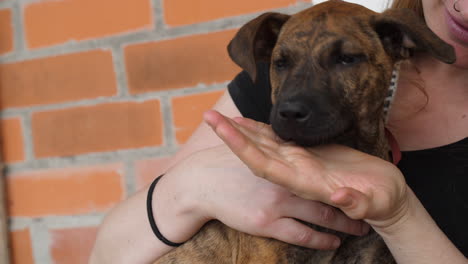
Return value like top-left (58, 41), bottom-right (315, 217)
top-left (157, 143), bottom-right (369, 250)
top-left (203, 110), bottom-right (410, 233)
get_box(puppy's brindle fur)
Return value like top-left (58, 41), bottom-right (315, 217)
top-left (155, 1), bottom-right (455, 263)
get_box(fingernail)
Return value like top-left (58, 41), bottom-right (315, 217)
top-left (332, 238), bottom-right (341, 249)
top-left (333, 238), bottom-right (341, 249)
top-left (232, 117), bottom-right (243, 123)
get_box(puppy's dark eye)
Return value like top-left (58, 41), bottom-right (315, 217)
top-left (273, 58), bottom-right (289, 70)
top-left (336, 54), bottom-right (365, 65)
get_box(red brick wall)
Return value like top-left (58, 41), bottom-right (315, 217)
top-left (0, 0), bottom-right (312, 263)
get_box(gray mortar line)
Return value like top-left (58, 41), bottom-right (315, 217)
top-left (20, 112), bottom-right (35, 163)
top-left (111, 45), bottom-right (130, 97)
top-left (153, 0), bottom-right (166, 30)
top-left (10, 213), bottom-right (106, 231)
top-left (30, 220), bottom-right (52, 264)
top-left (0, 2), bottom-right (14, 9)
top-left (0, 82), bottom-right (228, 117)
top-left (17, 0), bottom-right (46, 4)
top-left (124, 161), bottom-right (137, 196)
top-left (40, 214), bottom-right (105, 229)
top-left (11, 1), bottom-right (26, 52)
top-left (160, 94), bottom-right (176, 149)
top-left (4, 145), bottom-right (180, 175)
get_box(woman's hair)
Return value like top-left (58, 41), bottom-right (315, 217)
top-left (390, 0), bottom-right (425, 19)
top-left (386, 0), bottom-right (429, 120)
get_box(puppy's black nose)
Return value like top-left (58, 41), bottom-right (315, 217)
top-left (277, 101), bottom-right (311, 123)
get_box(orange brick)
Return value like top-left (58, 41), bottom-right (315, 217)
top-left (0, 118), bottom-right (25, 163)
top-left (10, 229), bottom-right (34, 264)
top-left (125, 30), bottom-right (240, 94)
top-left (0, 50), bottom-right (117, 110)
top-left (172, 90), bottom-right (223, 144)
top-left (164, 0), bottom-right (295, 26)
top-left (134, 156), bottom-right (172, 189)
top-left (32, 101), bottom-right (163, 158)
top-left (0, 9), bottom-right (13, 54)
top-left (50, 226), bottom-right (98, 264)
top-left (24, 0), bottom-right (152, 48)
top-left (7, 164), bottom-right (124, 217)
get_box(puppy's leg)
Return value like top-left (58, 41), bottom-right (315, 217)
top-left (155, 221), bottom-right (290, 264)
top-left (155, 221), bottom-right (237, 264)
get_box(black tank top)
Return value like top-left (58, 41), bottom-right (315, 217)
top-left (228, 63), bottom-right (468, 257)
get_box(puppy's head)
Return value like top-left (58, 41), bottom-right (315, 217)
top-left (228, 0), bottom-right (455, 147)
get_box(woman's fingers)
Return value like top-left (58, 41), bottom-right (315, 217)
top-left (265, 218), bottom-right (341, 250)
top-left (206, 110), bottom-right (280, 149)
top-left (204, 110), bottom-right (294, 186)
top-left (204, 110), bottom-right (250, 151)
top-left (232, 116), bottom-right (281, 141)
top-left (281, 197), bottom-right (370, 236)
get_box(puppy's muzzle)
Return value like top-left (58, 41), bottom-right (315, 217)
top-left (277, 101), bottom-right (311, 124)
top-left (271, 97), bottom-right (353, 146)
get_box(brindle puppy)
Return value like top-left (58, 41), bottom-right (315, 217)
top-left (155, 1), bottom-right (455, 263)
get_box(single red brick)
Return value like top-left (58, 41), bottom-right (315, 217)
top-left (0, 9), bottom-right (13, 54)
top-left (125, 30), bottom-right (240, 94)
top-left (10, 229), bottom-right (34, 264)
top-left (164, 0), bottom-right (295, 26)
top-left (24, 0), bottom-right (153, 48)
top-left (0, 50), bottom-right (117, 110)
top-left (0, 118), bottom-right (25, 163)
top-left (134, 156), bottom-right (172, 189)
top-left (6, 164), bottom-right (124, 217)
top-left (172, 90), bottom-right (224, 144)
top-left (50, 226), bottom-right (98, 264)
top-left (32, 101), bottom-right (163, 158)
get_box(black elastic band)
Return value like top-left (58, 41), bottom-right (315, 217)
top-left (147, 174), bottom-right (184, 247)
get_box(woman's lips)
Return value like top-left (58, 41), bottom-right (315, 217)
top-left (446, 9), bottom-right (468, 44)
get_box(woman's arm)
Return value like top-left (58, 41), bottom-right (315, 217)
top-left (376, 188), bottom-right (467, 264)
top-left (204, 110), bottom-right (467, 264)
top-left (89, 90), bottom-right (367, 264)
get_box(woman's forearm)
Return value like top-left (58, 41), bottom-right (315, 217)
top-left (375, 188), bottom-right (467, 264)
top-left (89, 171), bottom-right (210, 264)
top-left (89, 184), bottom-right (202, 264)
top-left (89, 188), bottom-right (174, 264)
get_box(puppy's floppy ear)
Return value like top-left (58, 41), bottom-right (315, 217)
top-left (372, 8), bottom-right (456, 63)
top-left (228, 12), bottom-right (290, 81)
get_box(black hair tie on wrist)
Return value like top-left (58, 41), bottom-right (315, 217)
top-left (147, 174), bottom-right (184, 247)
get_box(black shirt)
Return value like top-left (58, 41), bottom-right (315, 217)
top-left (228, 63), bottom-right (468, 257)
